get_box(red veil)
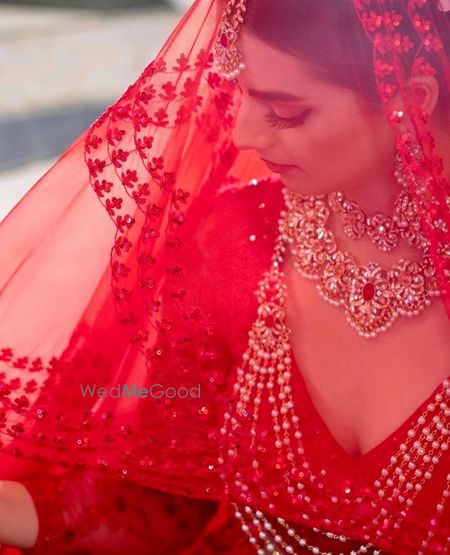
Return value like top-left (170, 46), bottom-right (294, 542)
top-left (0, 0), bottom-right (449, 553)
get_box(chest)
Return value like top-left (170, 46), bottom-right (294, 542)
top-left (283, 256), bottom-right (450, 458)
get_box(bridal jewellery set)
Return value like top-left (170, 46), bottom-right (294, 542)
top-left (215, 2), bottom-right (449, 555)
top-left (219, 178), bottom-right (449, 552)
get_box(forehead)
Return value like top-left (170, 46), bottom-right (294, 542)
top-left (237, 30), bottom-right (334, 99)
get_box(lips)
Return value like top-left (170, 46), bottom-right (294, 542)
top-left (261, 158), bottom-right (298, 174)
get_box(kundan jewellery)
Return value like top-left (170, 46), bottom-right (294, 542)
top-left (218, 181), bottom-right (450, 555)
top-left (214, 0), bottom-right (247, 79)
top-left (327, 151), bottom-right (426, 253)
top-left (281, 188), bottom-right (440, 338)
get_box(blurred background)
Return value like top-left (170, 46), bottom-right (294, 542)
top-left (0, 0), bottom-right (186, 220)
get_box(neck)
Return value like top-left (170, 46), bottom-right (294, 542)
top-left (338, 164), bottom-right (400, 216)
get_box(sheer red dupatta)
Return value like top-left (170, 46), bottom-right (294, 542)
top-left (0, 0), bottom-right (270, 496)
top-left (354, 0), bottom-right (450, 312)
top-left (0, 0), bottom-right (448, 552)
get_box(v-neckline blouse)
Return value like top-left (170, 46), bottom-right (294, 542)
top-left (219, 176), bottom-right (449, 464)
top-left (290, 354), bottom-right (449, 469)
top-left (207, 177), bottom-right (450, 554)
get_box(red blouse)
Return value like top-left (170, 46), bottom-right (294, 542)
top-left (4, 177), bottom-right (449, 555)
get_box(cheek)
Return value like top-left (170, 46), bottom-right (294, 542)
top-left (283, 110), bottom-right (392, 180)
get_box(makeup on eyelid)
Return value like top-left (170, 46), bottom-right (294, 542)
top-left (266, 108), bottom-right (313, 129)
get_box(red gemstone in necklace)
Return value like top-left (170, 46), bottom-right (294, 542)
top-left (265, 314), bottom-right (274, 327)
top-left (220, 33), bottom-right (228, 47)
top-left (363, 282), bottom-right (375, 301)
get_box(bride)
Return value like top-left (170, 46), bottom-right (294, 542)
top-left (0, 0), bottom-right (449, 553)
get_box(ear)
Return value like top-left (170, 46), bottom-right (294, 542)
top-left (387, 74), bottom-right (441, 122)
top-left (406, 74), bottom-right (441, 116)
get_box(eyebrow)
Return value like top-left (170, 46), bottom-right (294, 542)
top-left (247, 88), bottom-right (307, 103)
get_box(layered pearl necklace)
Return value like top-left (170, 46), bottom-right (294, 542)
top-left (218, 182), bottom-right (450, 554)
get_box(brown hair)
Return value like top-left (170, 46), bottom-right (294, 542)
top-left (244, 0), bottom-right (449, 117)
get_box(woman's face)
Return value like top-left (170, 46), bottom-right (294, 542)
top-left (233, 31), bottom-right (397, 196)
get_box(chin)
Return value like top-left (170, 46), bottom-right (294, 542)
top-left (279, 174), bottom-right (331, 197)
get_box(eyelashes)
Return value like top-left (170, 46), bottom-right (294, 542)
top-left (265, 109), bottom-right (313, 130)
top-left (232, 81), bottom-right (313, 130)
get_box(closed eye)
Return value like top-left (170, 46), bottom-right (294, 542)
top-left (265, 109), bottom-right (313, 130)
top-left (232, 79), bottom-right (313, 129)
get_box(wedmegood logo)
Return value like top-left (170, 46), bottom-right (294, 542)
top-left (79, 383), bottom-right (201, 399)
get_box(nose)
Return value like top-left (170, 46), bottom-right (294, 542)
top-left (232, 96), bottom-right (275, 152)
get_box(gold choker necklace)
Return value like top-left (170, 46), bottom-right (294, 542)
top-left (280, 188), bottom-right (440, 338)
